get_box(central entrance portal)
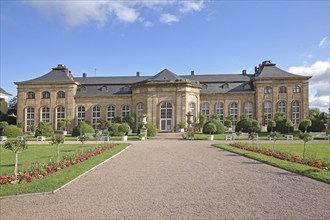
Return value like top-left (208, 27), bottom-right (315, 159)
top-left (160, 102), bottom-right (173, 131)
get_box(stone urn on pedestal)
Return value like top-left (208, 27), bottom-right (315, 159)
top-left (139, 114), bottom-right (147, 140)
top-left (185, 112), bottom-right (194, 140)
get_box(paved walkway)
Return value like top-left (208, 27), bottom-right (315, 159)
top-left (1, 133), bottom-right (329, 219)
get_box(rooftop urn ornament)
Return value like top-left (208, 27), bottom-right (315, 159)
top-left (141, 114), bottom-right (147, 129)
top-left (139, 114), bottom-right (147, 140)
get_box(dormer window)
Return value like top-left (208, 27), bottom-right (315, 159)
top-left (42, 91), bottom-right (50, 99)
top-left (57, 91), bottom-right (65, 98)
top-left (292, 86), bottom-right (301, 93)
top-left (101, 86), bottom-right (108, 92)
top-left (27, 91), bottom-right (35, 99)
top-left (279, 86), bottom-right (287, 93)
top-left (78, 86), bottom-right (87, 93)
top-left (221, 83), bottom-right (229, 89)
top-left (264, 86), bottom-right (272, 94)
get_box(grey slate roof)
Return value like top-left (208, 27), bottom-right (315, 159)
top-left (75, 76), bottom-right (150, 85)
top-left (200, 82), bottom-right (254, 93)
top-left (75, 85), bottom-right (132, 97)
top-left (256, 61), bottom-right (310, 78)
top-left (183, 74), bottom-right (253, 82)
top-left (150, 69), bottom-right (184, 81)
top-left (0, 88), bottom-right (12, 96)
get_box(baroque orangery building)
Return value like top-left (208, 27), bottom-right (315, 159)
top-left (15, 60), bottom-right (311, 133)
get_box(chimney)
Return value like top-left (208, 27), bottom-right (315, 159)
top-left (254, 66), bottom-right (258, 74)
top-left (242, 69), bottom-right (247, 75)
top-left (191, 70), bottom-right (195, 76)
top-left (136, 71), bottom-right (140, 77)
top-left (82, 73), bottom-right (87, 78)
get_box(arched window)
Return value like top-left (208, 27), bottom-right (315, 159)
top-left (188, 102), bottom-right (196, 116)
top-left (160, 102), bottom-right (173, 131)
top-left (277, 101), bottom-right (286, 113)
top-left (42, 91), bottom-right (50, 99)
top-left (279, 86), bottom-right (287, 93)
top-left (57, 91), bottom-right (65, 98)
top-left (136, 103), bottom-right (144, 126)
top-left (244, 102), bottom-right (253, 118)
top-left (41, 107), bottom-right (50, 122)
top-left (230, 103), bottom-right (238, 125)
top-left (264, 86), bottom-right (272, 94)
top-left (121, 105), bottom-right (130, 122)
top-left (26, 107), bottom-right (35, 131)
top-left (77, 106), bottom-right (85, 123)
top-left (215, 102), bottom-right (224, 121)
top-left (92, 106), bottom-right (101, 129)
top-left (27, 92), bottom-right (35, 99)
top-left (56, 106), bottom-right (65, 130)
top-left (107, 105), bottom-right (115, 123)
top-left (292, 86), bottom-right (301, 93)
top-left (263, 101), bottom-right (272, 124)
top-left (292, 101), bottom-right (300, 124)
top-left (201, 103), bottom-right (210, 120)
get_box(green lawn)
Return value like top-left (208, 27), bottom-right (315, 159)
top-left (0, 143), bottom-right (129, 196)
top-left (213, 144), bottom-right (330, 184)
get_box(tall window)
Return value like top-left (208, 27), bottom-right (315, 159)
top-left (244, 102), bottom-right (253, 118)
top-left (201, 103), bottom-right (210, 120)
top-left (160, 102), bottom-right (173, 131)
top-left (56, 106), bottom-right (65, 129)
top-left (292, 101), bottom-right (300, 124)
top-left (26, 107), bottom-right (34, 131)
top-left (136, 103), bottom-right (144, 126)
top-left (121, 105), bottom-right (130, 122)
top-left (263, 101), bottom-right (272, 124)
top-left (92, 106), bottom-right (101, 129)
top-left (57, 91), bottom-right (65, 98)
top-left (77, 106), bottom-right (85, 123)
top-left (230, 103), bottom-right (238, 125)
top-left (279, 86), bottom-right (287, 93)
top-left (215, 102), bottom-right (224, 121)
top-left (292, 86), bottom-right (301, 93)
top-left (27, 92), bottom-right (35, 99)
top-left (42, 91), bottom-right (50, 99)
top-left (278, 101), bottom-right (286, 113)
top-left (41, 107), bottom-right (50, 122)
top-left (188, 102), bottom-right (196, 116)
top-left (107, 105), bottom-right (115, 123)
top-left (264, 86), bottom-right (272, 94)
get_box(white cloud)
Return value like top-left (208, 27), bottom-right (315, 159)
top-left (25, 0), bottom-right (206, 27)
top-left (159, 13), bottom-right (179, 24)
top-left (288, 60), bottom-right (330, 112)
top-left (318, 37), bottom-right (327, 47)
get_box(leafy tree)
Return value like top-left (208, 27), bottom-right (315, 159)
top-left (108, 123), bottom-right (121, 136)
top-left (118, 123), bottom-right (130, 135)
top-left (285, 120), bottom-right (293, 134)
top-left (240, 113), bottom-right (249, 121)
top-left (274, 112), bottom-right (285, 121)
top-left (267, 120), bottom-right (276, 132)
top-left (7, 96), bottom-right (17, 115)
top-left (224, 120), bottom-right (232, 129)
top-left (2, 125), bottom-right (23, 138)
top-left (50, 134), bottom-right (65, 165)
top-left (299, 118), bottom-right (325, 132)
top-left (269, 131), bottom-right (281, 153)
top-left (78, 135), bottom-right (89, 153)
top-left (250, 120), bottom-right (261, 133)
top-left (299, 131), bottom-right (312, 160)
top-left (203, 119), bottom-right (224, 134)
top-left (72, 121), bottom-right (94, 137)
top-left (204, 122), bottom-right (217, 134)
top-left (199, 112), bottom-right (207, 129)
top-left (3, 140), bottom-right (28, 175)
top-left (57, 119), bottom-right (71, 131)
top-left (35, 121), bottom-right (54, 137)
top-left (300, 119), bottom-right (312, 133)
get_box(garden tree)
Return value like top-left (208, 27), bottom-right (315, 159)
top-left (274, 112), bottom-right (285, 121)
top-left (224, 120), bottom-right (232, 130)
top-left (299, 131), bottom-right (312, 160)
top-left (57, 119), bottom-right (71, 131)
top-left (0, 121), bottom-right (8, 135)
top-left (78, 134), bottom-right (89, 153)
top-left (114, 117), bottom-right (122, 123)
top-left (72, 121), bottom-right (94, 137)
top-left (94, 130), bottom-right (102, 145)
top-left (2, 125), bottom-right (23, 138)
top-left (299, 118), bottom-right (325, 132)
top-left (285, 120), bottom-right (293, 134)
top-left (249, 132), bottom-right (258, 147)
top-left (108, 123), bottom-right (121, 136)
top-left (309, 108), bottom-right (321, 119)
top-left (96, 118), bottom-right (106, 130)
top-left (7, 96), bottom-right (17, 116)
top-left (50, 134), bottom-right (65, 165)
top-left (198, 112), bottom-right (207, 131)
top-left (124, 115), bottom-right (135, 130)
top-left (251, 120), bottom-right (261, 133)
top-left (300, 119), bottom-right (312, 133)
top-left (240, 113), bottom-right (249, 121)
top-left (204, 122), bottom-right (217, 134)
top-left (235, 130), bottom-right (242, 142)
top-left (118, 123), bottom-right (131, 136)
top-left (267, 120), bottom-right (276, 132)
top-left (203, 116), bottom-right (225, 134)
top-left (269, 131), bottom-right (281, 154)
top-left (35, 121), bottom-right (54, 137)
top-left (3, 140), bottom-right (28, 175)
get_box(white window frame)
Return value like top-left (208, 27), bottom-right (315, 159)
top-left (92, 106), bottom-right (101, 129)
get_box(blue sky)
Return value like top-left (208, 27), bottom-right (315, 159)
top-left (1, 0), bottom-right (329, 111)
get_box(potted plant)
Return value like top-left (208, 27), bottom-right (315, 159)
top-left (204, 122), bottom-right (217, 141)
top-left (119, 123), bottom-right (130, 141)
top-left (57, 119), bottom-right (71, 135)
top-left (178, 121), bottom-right (185, 133)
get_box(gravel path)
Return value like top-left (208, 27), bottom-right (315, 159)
top-left (1, 133), bottom-right (329, 219)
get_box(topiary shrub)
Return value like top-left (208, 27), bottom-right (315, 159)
top-left (108, 123), bottom-right (121, 136)
top-left (72, 121), bottom-right (94, 137)
top-left (2, 125), bottom-right (23, 138)
top-left (299, 118), bottom-right (325, 132)
top-left (203, 120), bottom-right (224, 134)
top-left (35, 121), bottom-right (54, 137)
top-left (204, 122), bottom-right (217, 134)
top-left (235, 119), bottom-right (251, 133)
top-left (137, 123), bottom-right (157, 137)
top-left (118, 123), bottom-right (131, 135)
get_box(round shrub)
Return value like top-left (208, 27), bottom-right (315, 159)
top-left (72, 121), bottom-right (94, 137)
top-left (137, 123), bottom-right (157, 137)
top-left (118, 123), bottom-right (131, 135)
top-left (35, 121), bottom-right (54, 137)
top-left (204, 122), bottom-right (217, 134)
top-left (203, 120), bottom-right (224, 134)
top-left (0, 121), bottom-right (9, 129)
top-left (108, 123), bottom-right (121, 136)
top-left (299, 118), bottom-right (325, 132)
top-left (2, 125), bottom-right (23, 138)
top-left (235, 119), bottom-right (251, 133)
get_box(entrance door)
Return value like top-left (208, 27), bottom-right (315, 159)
top-left (160, 102), bottom-right (173, 131)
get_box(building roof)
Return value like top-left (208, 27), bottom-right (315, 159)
top-left (0, 88), bottom-right (12, 96)
top-left (255, 61), bottom-right (311, 79)
top-left (15, 64), bottom-right (76, 84)
top-left (150, 69), bottom-right (184, 81)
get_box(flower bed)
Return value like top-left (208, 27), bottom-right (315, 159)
top-left (229, 143), bottom-right (329, 171)
top-left (0, 143), bottom-right (116, 186)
